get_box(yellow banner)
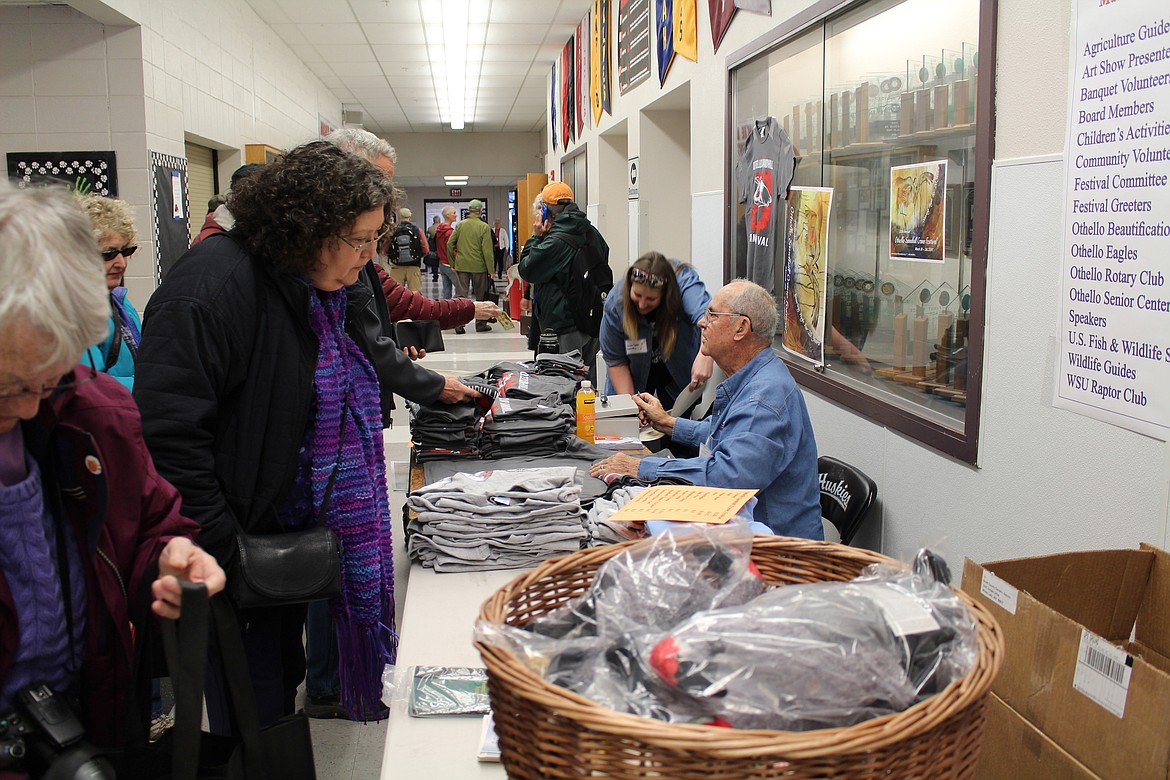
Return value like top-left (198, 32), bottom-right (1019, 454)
top-left (591, 0), bottom-right (603, 123)
top-left (674, 0), bottom-right (697, 62)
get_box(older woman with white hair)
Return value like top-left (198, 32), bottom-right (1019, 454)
top-left (0, 180), bottom-right (223, 769)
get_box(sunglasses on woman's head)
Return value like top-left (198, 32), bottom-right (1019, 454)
top-left (99, 245), bottom-right (138, 262)
top-left (630, 268), bottom-right (665, 289)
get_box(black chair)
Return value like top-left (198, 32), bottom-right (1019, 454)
top-left (818, 456), bottom-right (878, 545)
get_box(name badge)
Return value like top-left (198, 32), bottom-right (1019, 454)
top-left (699, 440), bottom-right (712, 457)
top-left (626, 338), bottom-right (649, 355)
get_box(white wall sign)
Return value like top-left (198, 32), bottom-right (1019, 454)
top-left (1054, 0), bottom-right (1170, 440)
top-left (628, 156), bottom-right (639, 199)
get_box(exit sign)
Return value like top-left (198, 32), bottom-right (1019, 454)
top-left (450, 188), bottom-right (462, 197)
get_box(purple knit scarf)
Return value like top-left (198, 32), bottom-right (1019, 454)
top-left (305, 286), bottom-right (397, 717)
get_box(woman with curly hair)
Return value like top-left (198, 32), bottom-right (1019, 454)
top-left (77, 194), bottom-right (142, 390)
top-left (133, 140), bottom-right (401, 730)
top-left (599, 251), bottom-right (715, 410)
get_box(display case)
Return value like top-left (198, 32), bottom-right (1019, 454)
top-left (725, 0), bottom-right (996, 463)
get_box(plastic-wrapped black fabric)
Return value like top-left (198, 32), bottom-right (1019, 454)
top-left (476, 525), bottom-right (767, 724)
top-left (645, 553), bottom-right (978, 731)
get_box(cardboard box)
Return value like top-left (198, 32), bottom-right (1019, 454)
top-left (962, 545), bottom-right (1170, 780)
top-left (976, 694), bottom-right (1100, 780)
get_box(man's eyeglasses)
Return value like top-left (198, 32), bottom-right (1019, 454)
top-left (0, 375), bottom-right (93, 401)
top-left (630, 267), bottom-right (665, 289)
top-left (338, 225), bottom-right (392, 253)
top-left (99, 245), bottom-right (138, 262)
top-left (703, 308), bottom-right (753, 330)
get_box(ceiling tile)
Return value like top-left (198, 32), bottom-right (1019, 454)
top-left (262, 0), bottom-right (356, 24)
top-left (268, 23), bottom-right (310, 46)
top-left (297, 23), bottom-right (367, 45)
top-left (370, 43), bottom-right (429, 61)
top-left (488, 1), bottom-right (558, 24)
top-left (362, 23), bottom-right (427, 46)
top-left (479, 61), bottom-right (535, 77)
top-left (315, 44), bottom-right (377, 62)
top-left (330, 61), bottom-right (385, 77)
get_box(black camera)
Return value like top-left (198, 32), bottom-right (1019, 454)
top-left (0, 684), bottom-right (114, 780)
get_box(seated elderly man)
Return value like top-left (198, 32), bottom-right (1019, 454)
top-left (590, 280), bottom-right (822, 539)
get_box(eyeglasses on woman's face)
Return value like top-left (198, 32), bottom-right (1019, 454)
top-left (99, 245), bottom-right (138, 262)
top-left (0, 374), bottom-right (93, 401)
top-left (338, 224), bottom-right (391, 253)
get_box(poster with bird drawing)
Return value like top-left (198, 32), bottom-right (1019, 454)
top-left (783, 186), bottom-right (833, 365)
top-left (889, 159), bottom-right (947, 262)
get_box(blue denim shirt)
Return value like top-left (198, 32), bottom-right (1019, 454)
top-left (599, 262), bottom-right (711, 397)
top-left (637, 348), bottom-right (823, 538)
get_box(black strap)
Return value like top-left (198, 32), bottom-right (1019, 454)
top-left (103, 295), bottom-right (124, 369)
top-left (162, 583), bottom-right (268, 780)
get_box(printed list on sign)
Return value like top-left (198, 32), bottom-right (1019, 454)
top-left (607, 486), bottom-right (758, 524)
top-left (1056, 1), bottom-right (1170, 440)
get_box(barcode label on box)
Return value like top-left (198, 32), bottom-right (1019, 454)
top-left (979, 570), bottom-right (1019, 615)
top-left (1072, 629), bottom-right (1132, 718)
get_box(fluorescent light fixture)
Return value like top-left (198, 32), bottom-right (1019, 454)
top-left (444, 175), bottom-right (469, 182)
top-left (442, 0), bottom-right (469, 130)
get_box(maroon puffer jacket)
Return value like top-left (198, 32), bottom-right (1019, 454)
top-left (374, 264), bottom-right (475, 329)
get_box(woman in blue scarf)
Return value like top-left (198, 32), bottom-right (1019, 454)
top-left (78, 195), bottom-right (142, 390)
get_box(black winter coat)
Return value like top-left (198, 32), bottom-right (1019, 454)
top-left (134, 234), bottom-right (442, 570)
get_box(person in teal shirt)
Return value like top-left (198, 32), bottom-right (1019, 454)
top-left (79, 194), bottom-right (142, 390)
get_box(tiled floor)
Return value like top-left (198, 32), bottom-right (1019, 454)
top-left (309, 281), bottom-right (530, 780)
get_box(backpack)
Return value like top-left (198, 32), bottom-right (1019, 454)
top-left (391, 221), bottom-right (422, 266)
top-left (548, 230), bottom-right (613, 337)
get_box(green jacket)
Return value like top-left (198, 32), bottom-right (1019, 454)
top-left (518, 206), bottom-right (609, 335)
top-left (449, 214), bottom-right (493, 274)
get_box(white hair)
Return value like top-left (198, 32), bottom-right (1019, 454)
top-left (325, 127), bottom-right (397, 165)
top-left (0, 180), bottom-right (109, 366)
top-left (725, 279), bottom-right (779, 341)
top-left (532, 194), bottom-right (544, 217)
top-left (442, 206), bottom-right (456, 219)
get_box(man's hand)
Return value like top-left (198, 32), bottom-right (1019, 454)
top-left (152, 537), bottom-right (226, 620)
top-left (632, 392), bottom-right (675, 435)
top-left (437, 376), bottom-right (483, 404)
top-left (402, 346), bottom-right (426, 360)
top-left (474, 300), bottom-right (502, 320)
top-left (689, 354), bottom-right (714, 390)
top-left (532, 218), bottom-right (551, 237)
top-left (589, 452), bottom-right (643, 478)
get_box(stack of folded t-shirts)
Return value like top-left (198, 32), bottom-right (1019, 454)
top-left (480, 395), bottom-right (575, 460)
top-left (532, 351), bottom-right (588, 382)
top-left (480, 361), bottom-right (579, 405)
top-left (406, 467), bottom-right (586, 572)
top-left (409, 381), bottom-right (497, 462)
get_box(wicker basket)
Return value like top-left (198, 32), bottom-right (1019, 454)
top-left (476, 536), bottom-right (1003, 779)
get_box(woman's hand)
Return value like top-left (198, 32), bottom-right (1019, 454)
top-left (152, 537), bottom-right (226, 620)
top-left (689, 354), bottom-right (714, 390)
top-left (474, 300), bottom-right (502, 320)
top-left (402, 346), bottom-right (425, 360)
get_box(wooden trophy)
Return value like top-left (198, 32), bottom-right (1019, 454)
top-left (855, 84), bottom-right (870, 142)
top-left (952, 79), bottom-right (970, 125)
top-left (829, 93), bottom-right (839, 149)
top-left (934, 83), bottom-right (950, 130)
top-left (910, 308), bottom-right (929, 379)
top-left (934, 310), bottom-right (954, 384)
top-left (840, 89), bottom-right (852, 147)
top-left (900, 92), bottom-right (915, 135)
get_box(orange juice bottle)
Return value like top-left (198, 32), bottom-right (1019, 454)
top-left (575, 380), bottom-right (596, 444)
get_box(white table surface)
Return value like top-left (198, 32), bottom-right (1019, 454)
top-left (381, 416), bottom-right (642, 778)
top-left (379, 566), bottom-right (516, 779)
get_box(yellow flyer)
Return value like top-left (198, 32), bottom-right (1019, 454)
top-left (608, 485), bottom-right (758, 524)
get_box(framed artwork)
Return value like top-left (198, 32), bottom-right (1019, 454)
top-left (6, 151), bottom-right (118, 196)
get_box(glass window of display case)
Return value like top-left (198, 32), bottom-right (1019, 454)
top-left (726, 0), bottom-right (994, 463)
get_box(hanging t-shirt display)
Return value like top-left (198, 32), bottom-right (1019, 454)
top-left (735, 116), bottom-right (796, 296)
